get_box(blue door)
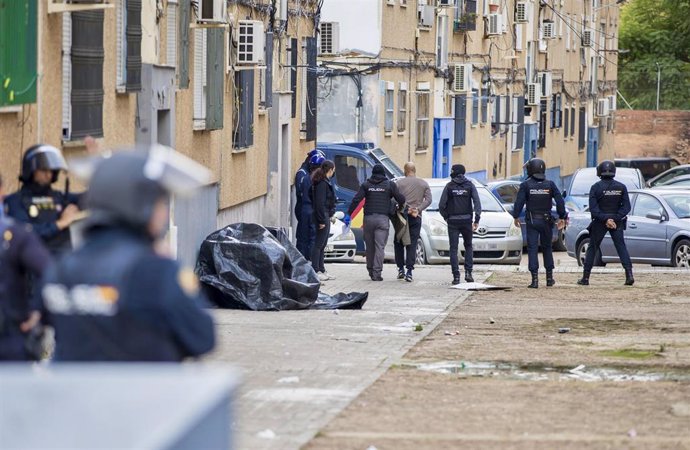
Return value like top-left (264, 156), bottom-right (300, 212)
top-left (523, 123), bottom-right (538, 175)
top-left (586, 127), bottom-right (599, 167)
top-left (433, 118), bottom-right (454, 178)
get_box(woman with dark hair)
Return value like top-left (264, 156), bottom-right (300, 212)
top-left (310, 160), bottom-right (336, 281)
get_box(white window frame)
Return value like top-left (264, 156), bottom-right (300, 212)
top-left (398, 82), bottom-right (407, 133)
top-left (193, 28), bottom-right (208, 129)
top-left (116, 0), bottom-right (127, 93)
top-left (384, 82), bottom-right (394, 134)
top-left (62, 13), bottom-right (72, 140)
top-left (166, 0), bottom-right (178, 69)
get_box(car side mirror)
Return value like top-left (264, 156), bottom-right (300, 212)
top-left (646, 210), bottom-right (667, 221)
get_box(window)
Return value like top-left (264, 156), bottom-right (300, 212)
top-left (490, 95), bottom-right (499, 137)
top-left (454, 0), bottom-right (477, 32)
top-left (398, 83), bottom-right (407, 132)
top-left (599, 22), bottom-right (606, 66)
top-left (454, 95), bottom-right (467, 146)
top-left (550, 94), bottom-right (562, 129)
top-left (384, 83), bottom-right (394, 133)
top-left (578, 106), bottom-right (586, 150)
top-left (564, 104), bottom-right (570, 137)
top-left (166, 0), bottom-right (178, 69)
top-left (538, 99), bottom-right (547, 148)
top-left (290, 38), bottom-right (297, 118)
top-left (471, 88), bottom-right (479, 125)
top-left (233, 70), bottom-right (254, 149)
top-left (116, 0), bottom-right (142, 92)
top-left (495, 184), bottom-right (519, 204)
top-left (590, 56), bottom-right (598, 94)
top-left (0, 0), bottom-right (37, 107)
top-left (333, 156), bottom-right (371, 192)
top-left (193, 28), bottom-right (207, 129)
top-left (632, 194), bottom-right (664, 219)
top-left (570, 105), bottom-right (575, 139)
top-left (480, 86), bottom-right (488, 123)
top-left (512, 95), bottom-right (525, 150)
top-left (416, 91), bottom-right (430, 149)
top-left (300, 38), bottom-right (307, 133)
top-left (436, 15), bottom-right (448, 69)
top-left (514, 24), bottom-right (523, 51)
top-left (260, 32), bottom-right (273, 109)
top-left (178, 0), bottom-right (190, 88)
top-left (304, 37), bottom-right (317, 140)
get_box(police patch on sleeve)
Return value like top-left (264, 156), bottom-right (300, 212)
top-left (178, 268), bottom-right (200, 297)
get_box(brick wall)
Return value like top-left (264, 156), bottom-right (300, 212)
top-left (615, 110), bottom-right (690, 163)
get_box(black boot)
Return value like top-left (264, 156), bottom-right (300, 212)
top-left (577, 270), bottom-right (590, 286)
top-left (546, 270), bottom-right (555, 287)
top-left (528, 272), bottom-right (538, 289)
top-left (465, 271), bottom-right (474, 283)
top-left (452, 274), bottom-right (461, 285)
top-left (624, 268), bottom-right (634, 286)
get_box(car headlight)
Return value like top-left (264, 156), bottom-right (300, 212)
top-left (429, 218), bottom-right (448, 236)
top-left (507, 220), bottom-right (522, 237)
top-left (334, 229), bottom-right (355, 241)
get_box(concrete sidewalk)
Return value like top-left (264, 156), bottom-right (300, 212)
top-left (206, 263), bottom-right (474, 450)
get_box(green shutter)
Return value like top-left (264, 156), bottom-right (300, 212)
top-left (205, 27), bottom-right (224, 130)
top-left (0, 0), bottom-right (37, 106)
top-left (178, 0), bottom-right (190, 89)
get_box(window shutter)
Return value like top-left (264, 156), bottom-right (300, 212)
top-left (503, 95), bottom-right (510, 134)
top-left (61, 13), bottom-right (72, 139)
top-left (290, 38), bottom-right (297, 118)
top-left (205, 28), bottom-right (224, 130)
top-left (166, 1), bottom-right (177, 69)
top-left (471, 89), bottom-right (479, 124)
top-left (233, 70), bottom-right (255, 148)
top-left (480, 87), bottom-right (488, 123)
top-left (515, 96), bottom-right (524, 149)
top-left (454, 95), bottom-right (467, 146)
top-left (556, 95), bottom-right (562, 128)
top-left (550, 95), bottom-right (556, 129)
top-left (125, 0), bottom-right (141, 91)
top-left (70, 11), bottom-right (104, 139)
top-left (538, 99), bottom-right (547, 148)
top-left (193, 29), bottom-right (206, 123)
top-left (578, 107), bottom-right (586, 149)
top-left (264, 32), bottom-right (273, 108)
top-left (564, 106), bottom-right (569, 137)
top-left (570, 106), bottom-right (575, 139)
top-left (178, 0), bottom-right (190, 88)
top-left (305, 37), bottom-right (317, 141)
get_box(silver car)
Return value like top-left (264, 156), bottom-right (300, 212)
top-left (387, 178), bottom-right (523, 265)
top-left (565, 189), bottom-right (690, 268)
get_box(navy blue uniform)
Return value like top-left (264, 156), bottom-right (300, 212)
top-left (513, 177), bottom-right (566, 273)
top-left (0, 218), bottom-right (51, 360)
top-left (41, 227), bottom-right (215, 361)
top-left (4, 184), bottom-right (81, 256)
top-left (294, 165), bottom-right (315, 260)
top-left (310, 178), bottom-right (336, 273)
top-left (584, 179), bottom-right (632, 271)
top-left (439, 174), bottom-right (481, 276)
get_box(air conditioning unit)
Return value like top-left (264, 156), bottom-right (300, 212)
top-left (197, 0), bottom-right (226, 23)
top-left (438, 0), bottom-right (454, 7)
top-left (597, 98), bottom-right (609, 117)
top-left (582, 30), bottom-right (593, 47)
top-left (542, 21), bottom-right (555, 39)
top-left (235, 20), bottom-right (265, 65)
top-left (515, 1), bottom-right (529, 23)
top-left (526, 83), bottom-right (539, 105)
top-left (418, 4), bottom-right (435, 27)
top-left (452, 63), bottom-right (472, 92)
top-left (486, 13), bottom-right (502, 36)
top-left (538, 72), bottom-right (552, 98)
top-left (608, 94), bottom-right (617, 111)
top-left (319, 22), bottom-right (340, 55)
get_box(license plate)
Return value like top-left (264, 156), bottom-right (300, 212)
top-left (474, 242), bottom-right (498, 251)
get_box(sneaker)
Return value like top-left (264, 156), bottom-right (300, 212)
top-left (317, 272), bottom-right (329, 282)
top-left (404, 270), bottom-right (413, 282)
top-left (397, 269), bottom-right (405, 280)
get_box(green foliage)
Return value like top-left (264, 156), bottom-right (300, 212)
top-left (618, 0), bottom-right (690, 109)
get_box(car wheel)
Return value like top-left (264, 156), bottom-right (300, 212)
top-left (415, 239), bottom-right (428, 265)
top-left (553, 229), bottom-right (567, 252)
top-left (672, 239), bottom-right (690, 268)
top-left (577, 237), bottom-right (604, 267)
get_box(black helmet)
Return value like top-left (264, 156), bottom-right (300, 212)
top-left (72, 146), bottom-right (211, 234)
top-left (20, 144), bottom-right (68, 184)
top-left (597, 160), bottom-right (616, 178)
top-left (525, 158), bottom-right (546, 181)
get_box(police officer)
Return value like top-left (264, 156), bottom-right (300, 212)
top-left (0, 174), bottom-right (52, 361)
top-left (348, 164), bottom-right (405, 281)
top-left (39, 146), bottom-right (216, 361)
top-left (4, 145), bottom-right (82, 256)
top-left (439, 164), bottom-right (482, 285)
top-left (294, 149), bottom-right (325, 260)
top-left (512, 158), bottom-right (566, 288)
top-left (577, 160), bottom-right (634, 286)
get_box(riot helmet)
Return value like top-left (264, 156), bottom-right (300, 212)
top-left (525, 158), bottom-right (546, 181)
top-left (308, 152), bottom-right (325, 169)
top-left (20, 144), bottom-right (68, 184)
top-left (597, 160), bottom-right (616, 178)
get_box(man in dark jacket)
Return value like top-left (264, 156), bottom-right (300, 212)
top-left (348, 164), bottom-right (405, 281)
top-left (4, 145), bottom-right (82, 256)
top-left (439, 165), bottom-right (482, 285)
top-left (40, 147), bottom-right (216, 362)
top-left (294, 149), bottom-right (324, 260)
top-left (577, 160), bottom-right (634, 286)
top-left (1, 174), bottom-right (52, 361)
top-left (512, 158), bottom-right (566, 288)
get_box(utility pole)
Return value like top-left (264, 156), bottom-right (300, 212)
top-left (656, 62), bottom-right (661, 111)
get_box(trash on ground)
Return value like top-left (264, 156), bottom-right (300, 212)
top-left (489, 318), bottom-right (496, 324)
top-left (558, 327), bottom-right (571, 334)
top-left (257, 429), bottom-right (276, 439)
top-left (450, 282), bottom-right (511, 291)
top-left (196, 224), bottom-right (368, 310)
top-left (277, 376), bottom-right (300, 384)
top-left (444, 330), bottom-right (461, 336)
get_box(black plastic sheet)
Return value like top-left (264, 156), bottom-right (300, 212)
top-left (196, 223), bottom-right (368, 311)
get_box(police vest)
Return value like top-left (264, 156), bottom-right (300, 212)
top-left (21, 189), bottom-right (71, 253)
top-left (526, 180), bottom-right (553, 214)
top-left (597, 180), bottom-right (624, 214)
top-left (446, 183), bottom-right (474, 216)
top-left (363, 179), bottom-right (392, 216)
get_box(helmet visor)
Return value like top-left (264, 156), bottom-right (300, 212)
top-left (32, 147), bottom-right (68, 172)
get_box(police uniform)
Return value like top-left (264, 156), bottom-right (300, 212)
top-left (294, 151), bottom-right (324, 260)
top-left (438, 165), bottom-right (481, 284)
top-left (578, 160), bottom-right (634, 286)
top-left (0, 217), bottom-right (51, 361)
top-left (512, 159), bottom-right (566, 288)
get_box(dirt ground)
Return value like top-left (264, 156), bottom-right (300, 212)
top-left (304, 272), bottom-right (690, 450)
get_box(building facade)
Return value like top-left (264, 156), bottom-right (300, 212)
top-left (0, 0), bottom-right (320, 265)
top-left (317, 0), bottom-right (619, 188)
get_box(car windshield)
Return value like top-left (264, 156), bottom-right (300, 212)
top-left (428, 186), bottom-right (505, 212)
top-left (663, 194), bottom-right (690, 219)
top-left (569, 171), bottom-right (641, 196)
top-left (371, 148), bottom-right (404, 178)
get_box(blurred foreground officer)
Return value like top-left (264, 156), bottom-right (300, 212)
top-left (439, 164), bottom-right (481, 285)
top-left (0, 175), bottom-right (52, 361)
top-left (512, 158), bottom-right (566, 289)
top-left (40, 146), bottom-right (216, 361)
top-left (578, 160), bottom-right (634, 286)
top-left (4, 145), bottom-right (82, 256)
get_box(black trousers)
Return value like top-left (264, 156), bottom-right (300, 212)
top-left (526, 219), bottom-right (554, 273)
top-left (448, 221), bottom-right (473, 276)
top-left (394, 214), bottom-right (422, 272)
top-left (311, 221), bottom-right (330, 273)
top-left (584, 221), bottom-right (632, 271)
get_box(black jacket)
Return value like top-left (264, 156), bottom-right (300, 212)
top-left (589, 178), bottom-right (630, 224)
top-left (438, 175), bottom-right (482, 223)
top-left (512, 177), bottom-right (566, 221)
top-left (311, 178), bottom-right (336, 226)
top-left (348, 174), bottom-right (405, 217)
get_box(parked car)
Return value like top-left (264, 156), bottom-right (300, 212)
top-left (565, 188), bottom-right (690, 268)
top-left (647, 164), bottom-right (690, 187)
top-left (324, 215), bottom-right (357, 262)
top-left (614, 157), bottom-right (680, 181)
top-left (653, 174), bottom-right (690, 188)
top-left (385, 178), bottom-right (523, 265)
top-left (317, 142), bottom-right (403, 253)
top-left (485, 179), bottom-right (565, 251)
top-left (563, 167), bottom-right (645, 212)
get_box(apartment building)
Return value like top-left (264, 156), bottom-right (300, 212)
top-left (0, 0), bottom-right (319, 264)
top-left (317, 0), bottom-right (619, 187)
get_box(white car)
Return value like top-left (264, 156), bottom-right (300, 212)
top-left (325, 215), bottom-right (357, 262)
